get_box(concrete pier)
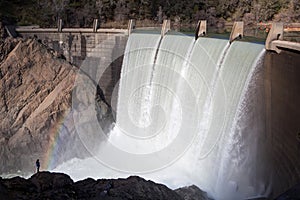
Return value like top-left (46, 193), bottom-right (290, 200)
top-left (161, 20), bottom-right (170, 37)
top-left (265, 22), bottom-right (300, 53)
top-left (195, 20), bottom-right (206, 40)
top-left (93, 19), bottom-right (99, 33)
top-left (271, 40), bottom-right (300, 52)
top-left (58, 19), bottom-right (63, 32)
top-left (127, 19), bottom-right (135, 35)
top-left (265, 23), bottom-right (284, 53)
top-left (229, 21), bottom-right (244, 43)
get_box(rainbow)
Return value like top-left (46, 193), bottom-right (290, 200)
top-left (42, 109), bottom-right (72, 170)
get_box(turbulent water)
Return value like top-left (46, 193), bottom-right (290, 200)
top-left (54, 31), bottom-right (269, 200)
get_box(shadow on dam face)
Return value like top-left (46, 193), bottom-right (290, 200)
top-left (264, 49), bottom-right (300, 197)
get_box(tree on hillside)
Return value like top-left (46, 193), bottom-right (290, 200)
top-left (114, 0), bottom-right (129, 21)
top-left (234, 0), bottom-right (253, 20)
top-left (1, 0), bottom-right (299, 27)
top-left (52, 0), bottom-right (69, 23)
top-left (273, 0), bottom-right (300, 22)
top-left (257, 0), bottom-right (282, 21)
top-left (215, 0), bottom-right (238, 19)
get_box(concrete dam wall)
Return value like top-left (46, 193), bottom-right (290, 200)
top-left (264, 50), bottom-right (300, 197)
top-left (17, 30), bottom-right (128, 103)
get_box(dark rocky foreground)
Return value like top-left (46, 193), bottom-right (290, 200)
top-left (0, 171), bottom-right (299, 200)
top-left (1, 171), bottom-right (298, 200)
top-left (0, 172), bottom-right (212, 200)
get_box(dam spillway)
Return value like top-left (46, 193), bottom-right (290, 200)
top-left (110, 31), bottom-right (268, 199)
top-left (52, 29), bottom-right (300, 200)
top-left (1, 18), bottom-right (299, 200)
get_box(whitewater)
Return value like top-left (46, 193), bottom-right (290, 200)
top-left (53, 31), bottom-right (270, 200)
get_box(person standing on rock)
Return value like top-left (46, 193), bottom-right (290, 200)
top-left (36, 159), bottom-right (40, 173)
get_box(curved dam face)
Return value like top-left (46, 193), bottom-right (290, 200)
top-left (52, 32), bottom-right (300, 200)
top-left (264, 50), bottom-right (300, 198)
top-left (111, 32), bottom-right (270, 199)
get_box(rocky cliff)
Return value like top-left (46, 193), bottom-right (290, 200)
top-left (0, 36), bottom-right (113, 175)
top-left (0, 172), bottom-right (212, 200)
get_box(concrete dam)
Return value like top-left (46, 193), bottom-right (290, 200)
top-left (15, 21), bottom-right (300, 199)
top-left (15, 25), bottom-right (128, 103)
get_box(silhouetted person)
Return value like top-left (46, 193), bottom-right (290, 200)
top-left (36, 159), bottom-right (40, 173)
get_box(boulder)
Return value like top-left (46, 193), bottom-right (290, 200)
top-left (29, 171), bottom-right (73, 192)
top-left (1, 176), bottom-right (37, 199)
top-left (104, 176), bottom-right (183, 200)
top-left (175, 185), bottom-right (212, 200)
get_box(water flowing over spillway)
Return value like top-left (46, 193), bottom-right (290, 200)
top-left (112, 32), bottom-right (268, 199)
top-left (55, 32), bottom-right (270, 200)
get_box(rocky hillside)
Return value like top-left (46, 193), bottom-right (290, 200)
top-left (0, 172), bottom-right (212, 200)
top-left (1, 0), bottom-right (299, 28)
top-left (0, 35), bottom-right (113, 175)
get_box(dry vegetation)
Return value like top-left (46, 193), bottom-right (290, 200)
top-left (0, 0), bottom-right (299, 28)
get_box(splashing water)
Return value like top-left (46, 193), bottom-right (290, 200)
top-left (54, 32), bottom-right (270, 200)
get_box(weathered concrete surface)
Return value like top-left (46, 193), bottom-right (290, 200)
top-left (17, 31), bottom-right (127, 66)
top-left (17, 31), bottom-right (127, 103)
top-left (271, 40), bottom-right (300, 53)
top-left (195, 20), bottom-right (207, 39)
top-left (265, 23), bottom-right (284, 53)
top-left (161, 20), bottom-right (171, 37)
top-left (264, 50), bottom-right (300, 198)
top-left (229, 21), bottom-right (244, 43)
